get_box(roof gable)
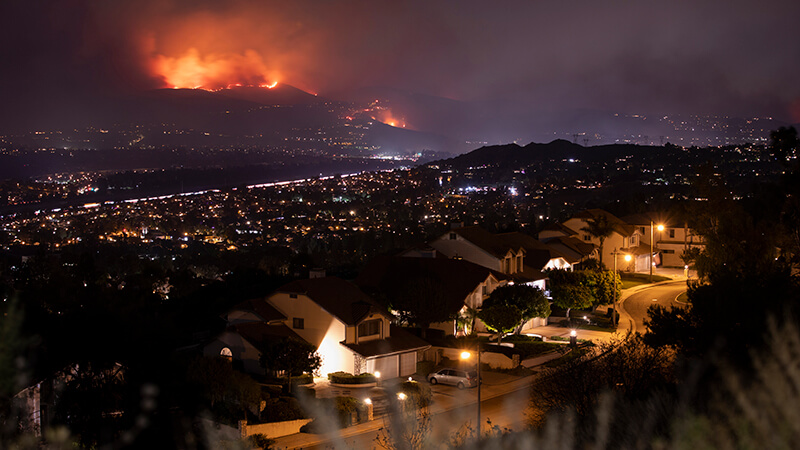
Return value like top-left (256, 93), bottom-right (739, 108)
top-left (355, 256), bottom-right (508, 315)
top-left (275, 277), bottom-right (389, 326)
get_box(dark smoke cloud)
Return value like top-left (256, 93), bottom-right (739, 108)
top-left (2, 0), bottom-right (799, 131)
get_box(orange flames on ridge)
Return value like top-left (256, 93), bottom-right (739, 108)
top-left (153, 48), bottom-right (280, 90)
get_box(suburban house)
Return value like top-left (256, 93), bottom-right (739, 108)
top-left (206, 277), bottom-right (430, 379)
top-left (540, 209), bottom-right (705, 272)
top-left (537, 233), bottom-right (598, 267)
top-left (621, 213), bottom-right (706, 268)
top-left (541, 209), bottom-right (640, 270)
top-left (354, 255), bottom-right (509, 336)
top-left (428, 225), bottom-right (571, 290)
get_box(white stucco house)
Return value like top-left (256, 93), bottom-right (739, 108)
top-left (205, 277), bottom-right (430, 379)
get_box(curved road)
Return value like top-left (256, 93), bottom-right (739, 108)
top-left (621, 280), bottom-right (688, 334)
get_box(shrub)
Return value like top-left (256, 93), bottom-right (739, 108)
top-left (248, 433), bottom-right (274, 449)
top-left (261, 397), bottom-right (306, 422)
top-left (399, 380), bottom-right (432, 408)
top-left (327, 371), bottom-right (377, 384)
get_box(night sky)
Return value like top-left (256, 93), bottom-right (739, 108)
top-left (2, 0), bottom-right (799, 131)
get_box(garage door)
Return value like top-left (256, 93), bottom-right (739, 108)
top-left (367, 355), bottom-right (398, 379)
top-left (399, 352), bottom-right (417, 377)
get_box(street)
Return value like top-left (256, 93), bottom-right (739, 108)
top-left (621, 280), bottom-right (688, 333)
top-left (309, 382), bottom-right (534, 449)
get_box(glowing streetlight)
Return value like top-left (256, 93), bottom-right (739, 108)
top-left (650, 221), bottom-right (664, 282)
top-left (375, 371), bottom-right (381, 387)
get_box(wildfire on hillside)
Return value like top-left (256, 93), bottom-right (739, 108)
top-left (153, 48), bottom-right (280, 91)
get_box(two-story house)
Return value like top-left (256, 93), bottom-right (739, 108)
top-left (354, 255), bottom-right (509, 336)
top-left (206, 277), bottom-right (430, 379)
top-left (541, 209), bottom-right (641, 270)
top-left (621, 213), bottom-right (706, 268)
top-left (429, 225), bottom-right (571, 290)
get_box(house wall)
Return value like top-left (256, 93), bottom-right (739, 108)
top-left (563, 218), bottom-right (629, 268)
top-left (268, 293), bottom-right (353, 376)
top-left (633, 223), bottom-right (706, 268)
top-left (543, 257), bottom-right (572, 271)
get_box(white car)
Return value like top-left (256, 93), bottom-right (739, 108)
top-left (426, 368), bottom-right (479, 389)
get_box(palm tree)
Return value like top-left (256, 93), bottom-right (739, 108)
top-left (581, 213), bottom-right (615, 268)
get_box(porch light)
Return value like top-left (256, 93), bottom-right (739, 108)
top-left (460, 351), bottom-right (471, 360)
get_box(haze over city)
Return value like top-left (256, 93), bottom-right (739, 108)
top-left (2, 1), bottom-right (800, 449)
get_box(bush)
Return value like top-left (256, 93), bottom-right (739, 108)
top-left (249, 433), bottom-right (274, 449)
top-left (261, 397), bottom-right (306, 422)
top-left (327, 371), bottom-right (377, 384)
top-left (399, 380), bottom-right (432, 408)
top-left (416, 360), bottom-right (436, 377)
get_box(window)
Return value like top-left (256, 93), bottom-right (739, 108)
top-left (482, 285), bottom-right (488, 295)
top-left (358, 319), bottom-right (381, 337)
top-left (663, 249), bottom-right (675, 254)
top-left (668, 229), bottom-right (675, 238)
top-left (450, 232), bottom-right (458, 240)
top-left (293, 317), bottom-right (304, 329)
top-left (583, 234), bottom-right (591, 241)
top-left (639, 226), bottom-right (646, 234)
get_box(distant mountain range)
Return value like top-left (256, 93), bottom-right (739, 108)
top-left (434, 139), bottom-right (656, 170)
top-left (3, 84), bottom-right (796, 156)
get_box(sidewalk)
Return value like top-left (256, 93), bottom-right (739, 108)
top-left (271, 370), bottom-right (538, 449)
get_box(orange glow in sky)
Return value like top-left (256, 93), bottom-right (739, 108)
top-left (153, 48), bottom-right (280, 90)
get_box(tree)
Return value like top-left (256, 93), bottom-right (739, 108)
top-left (580, 213), bottom-right (615, 268)
top-left (587, 270), bottom-right (621, 308)
top-left (769, 125), bottom-right (799, 164)
top-left (260, 337), bottom-right (322, 393)
top-left (478, 304), bottom-right (522, 343)
top-left (391, 275), bottom-right (454, 339)
top-left (547, 270), bottom-right (594, 319)
top-left (482, 284), bottom-right (550, 334)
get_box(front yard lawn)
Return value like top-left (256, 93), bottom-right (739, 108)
top-left (620, 272), bottom-right (672, 289)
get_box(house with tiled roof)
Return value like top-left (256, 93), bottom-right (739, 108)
top-left (208, 277), bottom-right (430, 379)
top-left (557, 209), bottom-right (642, 269)
top-left (621, 212), bottom-right (705, 269)
top-left (428, 226), bottom-right (569, 289)
top-left (354, 255), bottom-right (509, 336)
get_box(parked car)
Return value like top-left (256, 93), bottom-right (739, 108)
top-left (426, 368), bottom-right (479, 389)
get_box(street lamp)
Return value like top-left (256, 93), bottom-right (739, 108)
top-left (650, 221), bottom-right (664, 282)
top-left (461, 344), bottom-right (482, 436)
top-left (611, 249), bottom-right (632, 328)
